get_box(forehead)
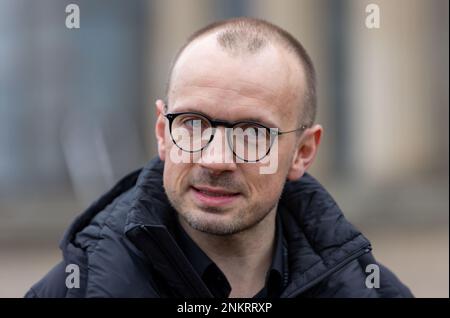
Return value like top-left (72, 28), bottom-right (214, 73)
top-left (169, 34), bottom-right (304, 125)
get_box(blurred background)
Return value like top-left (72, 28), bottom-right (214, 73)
top-left (0, 0), bottom-right (448, 297)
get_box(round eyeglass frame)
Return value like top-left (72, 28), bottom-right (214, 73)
top-left (164, 111), bottom-right (308, 162)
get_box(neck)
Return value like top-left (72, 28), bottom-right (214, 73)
top-left (179, 207), bottom-right (278, 298)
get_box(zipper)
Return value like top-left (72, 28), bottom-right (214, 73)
top-left (284, 244), bottom-right (372, 298)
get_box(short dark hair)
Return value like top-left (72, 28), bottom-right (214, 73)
top-left (166, 17), bottom-right (317, 126)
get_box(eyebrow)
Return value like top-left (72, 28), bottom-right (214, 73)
top-left (169, 105), bottom-right (280, 128)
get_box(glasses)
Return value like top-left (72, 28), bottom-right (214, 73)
top-left (164, 111), bottom-right (308, 162)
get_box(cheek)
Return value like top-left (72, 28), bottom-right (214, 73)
top-left (244, 167), bottom-right (286, 201)
top-left (260, 174), bottom-right (285, 195)
top-left (164, 130), bottom-right (172, 156)
top-left (163, 161), bottom-right (191, 194)
top-left (277, 142), bottom-right (297, 173)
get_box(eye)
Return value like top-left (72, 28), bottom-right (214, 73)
top-left (183, 118), bottom-right (201, 128)
top-left (235, 123), bottom-right (267, 136)
top-left (177, 115), bottom-right (210, 130)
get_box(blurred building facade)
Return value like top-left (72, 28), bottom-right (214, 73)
top-left (0, 0), bottom-right (448, 297)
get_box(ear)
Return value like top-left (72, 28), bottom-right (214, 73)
top-left (155, 99), bottom-right (167, 161)
top-left (287, 124), bottom-right (323, 181)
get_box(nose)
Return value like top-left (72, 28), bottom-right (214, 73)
top-left (196, 126), bottom-right (237, 173)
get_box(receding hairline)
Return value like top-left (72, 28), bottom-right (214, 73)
top-left (166, 17), bottom-right (317, 126)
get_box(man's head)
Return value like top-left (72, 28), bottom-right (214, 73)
top-left (155, 17), bottom-right (322, 236)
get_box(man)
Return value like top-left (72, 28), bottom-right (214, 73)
top-left (26, 17), bottom-right (413, 298)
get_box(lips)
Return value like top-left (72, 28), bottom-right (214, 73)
top-left (193, 186), bottom-right (238, 196)
top-left (190, 185), bottom-right (241, 207)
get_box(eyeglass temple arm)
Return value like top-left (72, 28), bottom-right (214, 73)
top-left (276, 125), bottom-right (308, 135)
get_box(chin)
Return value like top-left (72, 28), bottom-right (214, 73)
top-left (181, 210), bottom-right (248, 236)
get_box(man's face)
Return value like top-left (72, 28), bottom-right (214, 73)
top-left (156, 35), bottom-right (309, 235)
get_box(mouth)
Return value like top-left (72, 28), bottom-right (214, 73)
top-left (190, 185), bottom-right (242, 207)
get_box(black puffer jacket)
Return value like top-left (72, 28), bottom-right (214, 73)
top-left (25, 157), bottom-right (413, 298)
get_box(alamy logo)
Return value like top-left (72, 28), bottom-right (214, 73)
top-left (365, 264), bottom-right (380, 289)
top-left (65, 4), bottom-right (80, 29)
top-left (65, 264), bottom-right (80, 289)
top-left (365, 4), bottom-right (381, 29)
top-left (168, 126), bottom-right (279, 174)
